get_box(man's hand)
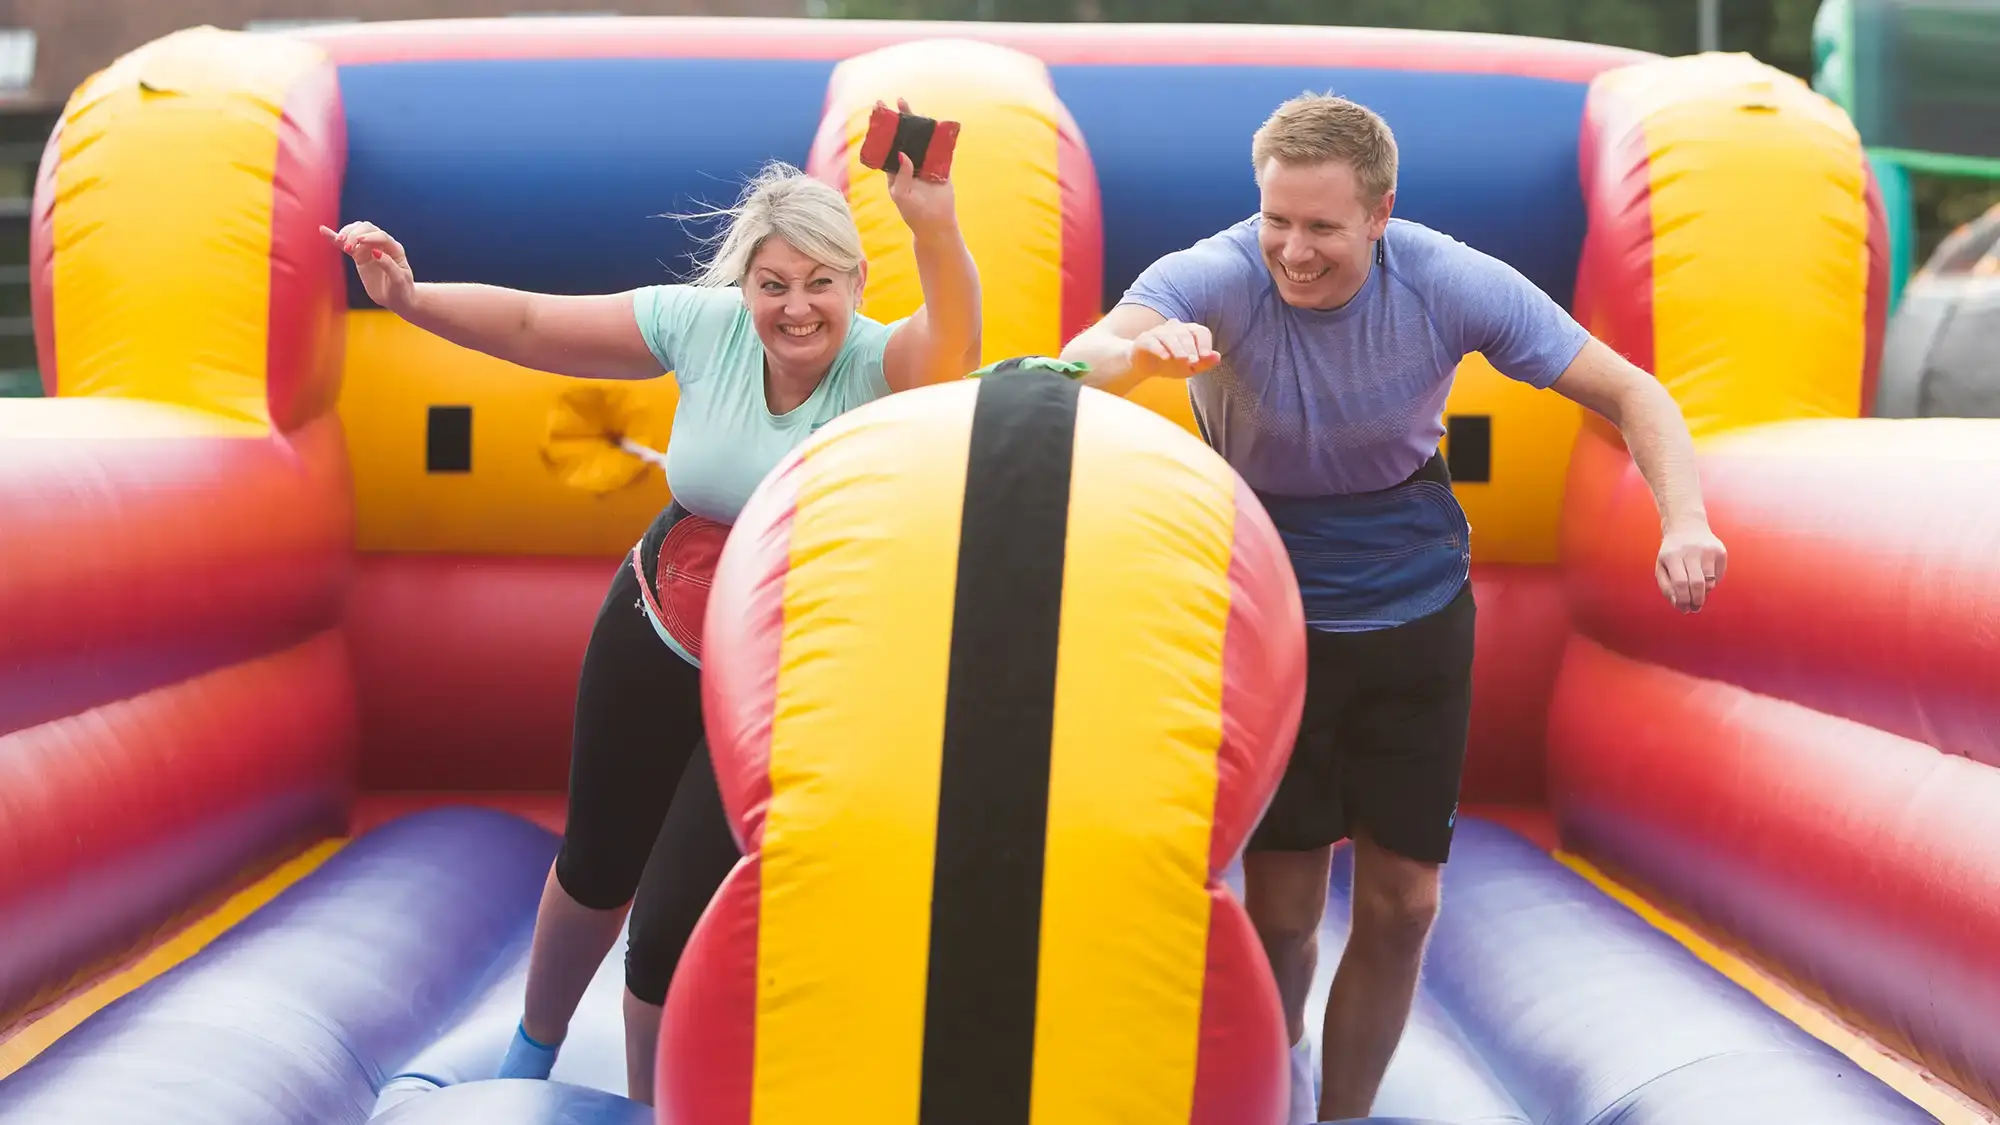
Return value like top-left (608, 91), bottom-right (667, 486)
top-left (1550, 339), bottom-right (1726, 615)
top-left (1657, 519), bottom-right (1727, 613)
top-left (1061, 304), bottom-right (1218, 397)
top-left (1129, 319), bottom-right (1221, 380)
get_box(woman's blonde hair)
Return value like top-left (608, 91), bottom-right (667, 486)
top-left (675, 161), bottom-right (865, 287)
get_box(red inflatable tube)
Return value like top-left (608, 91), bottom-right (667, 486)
top-left (0, 414), bottom-right (352, 739)
top-left (657, 857), bottom-right (759, 1125)
top-left (1562, 421), bottom-right (2000, 766)
top-left (1053, 104), bottom-right (1102, 349)
top-left (1548, 636), bottom-right (2000, 1107)
top-left (27, 116), bottom-right (56, 396)
top-left (1571, 69), bottom-right (1655, 373)
top-left (1187, 888), bottom-right (1288, 1125)
top-left (345, 552), bottom-right (622, 791)
top-left (308, 19), bottom-right (1649, 81)
top-left (0, 630), bottom-right (355, 1022)
top-left (1859, 162), bottom-right (1891, 414)
top-left (264, 53), bottom-right (348, 434)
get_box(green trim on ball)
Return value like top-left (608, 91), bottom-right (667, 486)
top-left (966, 356), bottom-right (1091, 380)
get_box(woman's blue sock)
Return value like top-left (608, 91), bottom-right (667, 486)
top-left (497, 1020), bottom-right (561, 1080)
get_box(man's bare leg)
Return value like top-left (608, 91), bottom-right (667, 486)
top-left (1316, 828), bottom-right (1440, 1120)
top-left (1243, 845), bottom-right (1336, 1043)
top-left (1244, 845), bottom-right (1335, 1123)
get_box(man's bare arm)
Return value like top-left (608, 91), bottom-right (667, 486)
top-left (1549, 337), bottom-right (1727, 611)
top-left (1060, 304), bottom-right (1217, 397)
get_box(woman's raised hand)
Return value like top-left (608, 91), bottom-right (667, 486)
top-left (885, 99), bottom-right (960, 240)
top-left (321, 221), bottom-right (417, 313)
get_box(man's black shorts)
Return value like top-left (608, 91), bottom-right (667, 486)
top-left (1246, 578), bottom-right (1476, 864)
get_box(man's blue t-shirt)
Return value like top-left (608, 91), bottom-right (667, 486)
top-left (1119, 216), bottom-right (1591, 629)
top-left (1122, 215), bottom-right (1590, 497)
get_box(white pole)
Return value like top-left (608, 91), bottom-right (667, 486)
top-left (618, 437), bottom-right (670, 470)
top-left (1698, 0), bottom-right (1721, 53)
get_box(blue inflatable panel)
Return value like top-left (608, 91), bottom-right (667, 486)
top-left (1379, 818), bottom-right (1941, 1125)
top-left (336, 58), bottom-right (840, 304)
top-left (333, 58), bottom-right (1589, 314)
top-left (1049, 66), bottom-right (1590, 313)
top-left (0, 808), bottom-right (556, 1125)
top-left (374, 1080), bottom-right (650, 1125)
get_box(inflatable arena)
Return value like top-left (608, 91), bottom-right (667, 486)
top-left (2, 14), bottom-right (1997, 1125)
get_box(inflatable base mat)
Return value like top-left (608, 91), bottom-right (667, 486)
top-left (0, 811), bottom-right (1944, 1124)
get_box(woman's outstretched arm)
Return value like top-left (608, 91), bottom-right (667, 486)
top-left (324, 222), bottom-right (662, 381)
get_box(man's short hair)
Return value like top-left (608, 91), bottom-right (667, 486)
top-left (1251, 92), bottom-right (1399, 205)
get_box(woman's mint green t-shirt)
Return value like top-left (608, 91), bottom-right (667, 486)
top-left (634, 283), bottom-right (903, 524)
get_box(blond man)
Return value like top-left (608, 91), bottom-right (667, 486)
top-left (1061, 93), bottom-right (1725, 1123)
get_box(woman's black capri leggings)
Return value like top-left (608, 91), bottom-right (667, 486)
top-left (550, 556), bottom-right (742, 1007)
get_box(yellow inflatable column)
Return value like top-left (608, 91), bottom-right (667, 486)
top-left (805, 38), bottom-right (1104, 371)
top-left (1575, 52), bottom-right (1881, 439)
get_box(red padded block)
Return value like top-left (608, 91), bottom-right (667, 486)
top-left (1462, 564), bottom-right (1569, 806)
top-left (345, 552), bottom-right (621, 792)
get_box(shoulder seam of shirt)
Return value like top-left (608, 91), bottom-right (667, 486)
top-left (1378, 238), bottom-right (1455, 357)
top-left (1223, 228), bottom-right (1278, 323)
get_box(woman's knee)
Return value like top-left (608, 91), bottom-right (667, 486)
top-left (621, 762), bottom-right (742, 1006)
top-left (623, 934), bottom-right (677, 1008)
top-left (623, 889), bottom-right (707, 1007)
top-left (553, 844), bottom-right (642, 912)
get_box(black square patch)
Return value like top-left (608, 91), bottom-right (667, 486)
top-left (427, 405), bottom-right (472, 473)
top-left (1445, 413), bottom-right (1490, 483)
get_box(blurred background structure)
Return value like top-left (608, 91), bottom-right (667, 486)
top-left (0, 0), bottom-right (1994, 400)
top-left (0, 0), bottom-right (805, 398)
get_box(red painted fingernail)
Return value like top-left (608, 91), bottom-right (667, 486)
top-left (373, 249), bottom-right (383, 259)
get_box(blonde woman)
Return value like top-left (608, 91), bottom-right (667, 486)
top-left (326, 133), bottom-right (979, 1103)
